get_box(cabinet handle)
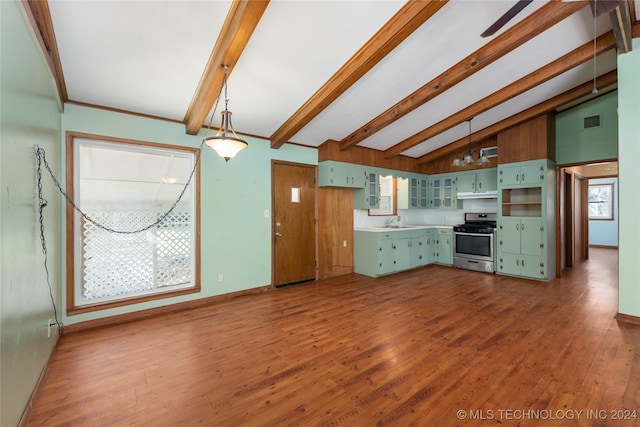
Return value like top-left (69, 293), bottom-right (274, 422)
top-left (479, 182), bottom-right (482, 189)
top-left (521, 222), bottom-right (525, 231)
top-left (516, 223), bottom-right (519, 231)
top-left (516, 259), bottom-right (519, 266)
top-left (521, 173), bottom-right (525, 182)
top-left (522, 259), bottom-right (525, 267)
top-left (499, 240), bottom-right (503, 245)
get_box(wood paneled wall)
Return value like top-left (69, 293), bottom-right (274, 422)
top-left (318, 140), bottom-right (426, 174)
top-left (421, 135), bottom-right (499, 175)
top-left (497, 113), bottom-right (556, 163)
top-left (318, 187), bottom-right (354, 278)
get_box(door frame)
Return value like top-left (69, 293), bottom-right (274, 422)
top-left (270, 160), bottom-right (318, 287)
top-left (556, 161), bottom-right (616, 277)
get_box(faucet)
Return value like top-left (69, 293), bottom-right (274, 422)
top-left (385, 217), bottom-right (396, 228)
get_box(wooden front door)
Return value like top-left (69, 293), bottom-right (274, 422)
top-left (272, 162), bottom-right (316, 287)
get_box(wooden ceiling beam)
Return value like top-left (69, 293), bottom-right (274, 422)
top-left (385, 30), bottom-right (617, 159)
top-left (338, 1), bottom-right (587, 152)
top-left (610, 1), bottom-right (633, 53)
top-left (269, 0), bottom-right (448, 149)
top-left (416, 70), bottom-right (618, 165)
top-left (22, 0), bottom-right (68, 103)
top-left (184, 0), bottom-right (269, 135)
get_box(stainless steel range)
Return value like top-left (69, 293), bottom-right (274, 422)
top-left (453, 213), bottom-right (497, 273)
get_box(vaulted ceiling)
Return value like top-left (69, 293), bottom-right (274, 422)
top-left (25, 1), bottom-right (640, 164)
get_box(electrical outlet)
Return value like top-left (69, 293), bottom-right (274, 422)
top-left (47, 319), bottom-right (53, 338)
top-left (343, 240), bottom-right (347, 248)
top-left (218, 274), bottom-right (224, 283)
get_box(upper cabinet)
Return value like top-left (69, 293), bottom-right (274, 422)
top-left (397, 174), bottom-right (429, 209)
top-left (498, 162), bottom-right (546, 187)
top-left (354, 169), bottom-right (380, 210)
top-left (456, 168), bottom-right (497, 197)
top-left (318, 161), bottom-right (366, 188)
top-left (497, 114), bottom-right (555, 164)
top-left (429, 174), bottom-right (461, 209)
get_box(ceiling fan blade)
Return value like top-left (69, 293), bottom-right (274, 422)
top-left (588, 0), bottom-right (621, 17)
top-left (481, 0), bottom-right (534, 38)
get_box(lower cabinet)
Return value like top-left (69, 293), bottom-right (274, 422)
top-left (497, 253), bottom-right (546, 278)
top-left (354, 228), bottom-right (450, 278)
top-left (435, 228), bottom-right (452, 265)
top-left (496, 217), bottom-right (548, 279)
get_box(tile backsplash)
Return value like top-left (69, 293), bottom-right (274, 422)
top-left (354, 198), bottom-right (497, 228)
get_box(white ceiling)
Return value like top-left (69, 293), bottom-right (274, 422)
top-left (45, 1), bottom-right (638, 159)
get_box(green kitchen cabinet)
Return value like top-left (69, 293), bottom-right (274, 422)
top-left (456, 168), bottom-right (497, 194)
top-left (455, 172), bottom-right (476, 193)
top-left (476, 169), bottom-right (498, 192)
top-left (496, 159), bottom-right (555, 281)
top-left (420, 229), bottom-right (436, 265)
top-left (498, 217), bottom-right (544, 257)
top-left (318, 161), bottom-right (365, 188)
top-left (430, 174), bottom-right (461, 209)
top-left (498, 161), bottom-right (545, 187)
top-left (397, 174), bottom-right (430, 209)
top-left (497, 217), bottom-right (545, 279)
top-left (354, 170), bottom-right (379, 209)
top-left (354, 231), bottom-right (395, 277)
top-left (435, 228), bottom-right (453, 265)
top-left (354, 227), bottom-right (450, 277)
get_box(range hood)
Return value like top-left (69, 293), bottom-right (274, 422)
top-left (456, 190), bottom-right (498, 200)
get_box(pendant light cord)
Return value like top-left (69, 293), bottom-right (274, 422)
top-left (592, 0), bottom-right (598, 94)
top-left (204, 65), bottom-right (230, 137)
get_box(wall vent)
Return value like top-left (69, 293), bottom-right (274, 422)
top-left (480, 146), bottom-right (498, 158)
top-left (583, 115), bottom-right (601, 129)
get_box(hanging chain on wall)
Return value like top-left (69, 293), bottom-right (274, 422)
top-left (35, 143), bottom-right (203, 234)
top-left (35, 141), bottom-right (202, 334)
top-left (34, 64), bottom-right (227, 331)
top-left (36, 149), bottom-right (63, 334)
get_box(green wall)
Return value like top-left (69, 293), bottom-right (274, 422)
top-left (618, 38), bottom-right (640, 318)
top-left (61, 106), bottom-right (317, 325)
top-left (555, 90), bottom-right (618, 165)
top-left (1, 1), bottom-right (64, 425)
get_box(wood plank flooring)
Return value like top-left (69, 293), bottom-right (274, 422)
top-left (27, 248), bottom-right (640, 426)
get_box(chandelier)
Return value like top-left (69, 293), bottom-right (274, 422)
top-left (452, 118), bottom-right (489, 167)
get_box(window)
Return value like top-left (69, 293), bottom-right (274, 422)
top-left (369, 175), bottom-right (396, 216)
top-left (66, 132), bottom-right (200, 314)
top-left (588, 183), bottom-right (614, 220)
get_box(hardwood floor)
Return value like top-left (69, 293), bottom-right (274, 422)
top-left (27, 248), bottom-right (640, 426)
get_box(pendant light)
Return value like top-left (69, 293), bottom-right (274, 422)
top-left (452, 118), bottom-right (489, 167)
top-left (204, 65), bottom-right (248, 162)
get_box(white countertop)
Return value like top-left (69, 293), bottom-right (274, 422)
top-left (355, 224), bottom-right (453, 232)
